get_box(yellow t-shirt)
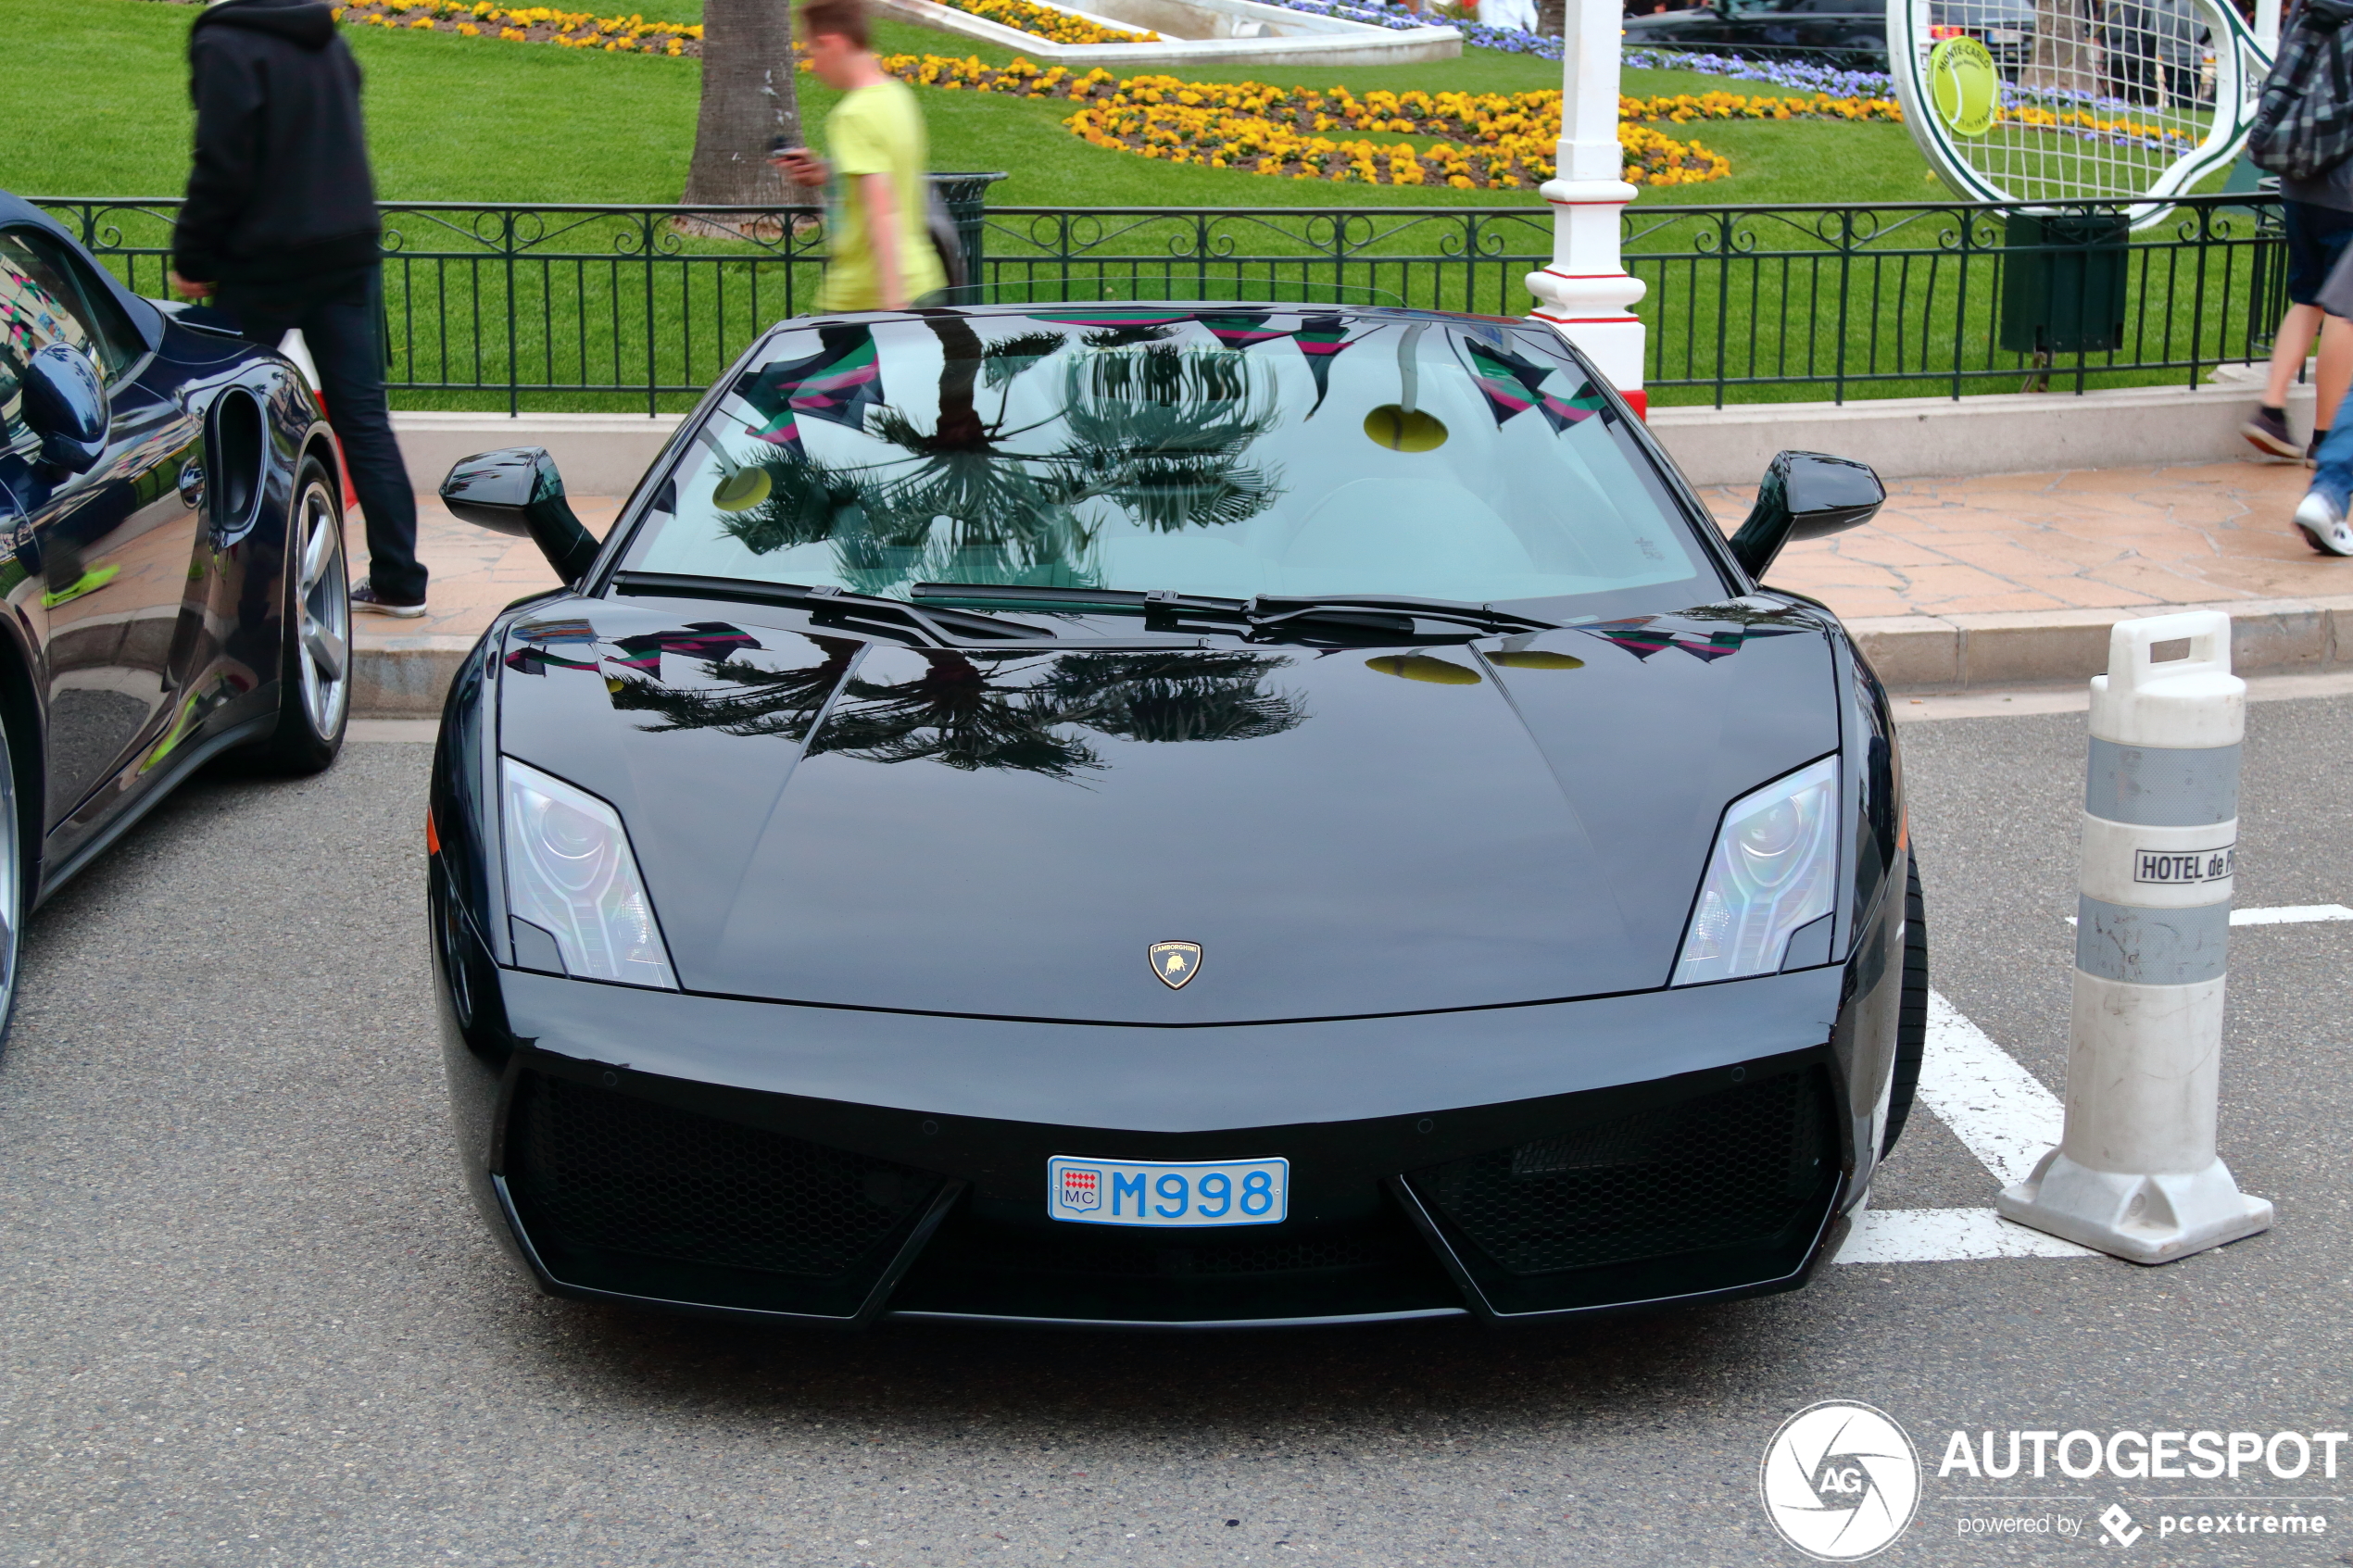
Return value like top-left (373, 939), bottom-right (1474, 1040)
top-left (816, 81), bottom-right (946, 313)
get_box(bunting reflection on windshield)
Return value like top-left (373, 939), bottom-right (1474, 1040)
top-left (1458, 338), bottom-right (1609, 434)
top-left (732, 325), bottom-right (885, 452)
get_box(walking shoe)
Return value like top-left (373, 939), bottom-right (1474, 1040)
top-left (350, 582), bottom-right (427, 618)
top-left (2242, 405), bottom-right (2300, 458)
top-left (2293, 489), bottom-right (2353, 556)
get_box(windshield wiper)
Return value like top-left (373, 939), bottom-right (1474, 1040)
top-left (615, 571), bottom-right (1056, 644)
top-left (912, 584), bottom-right (1559, 643)
top-left (1246, 596), bottom-right (1560, 637)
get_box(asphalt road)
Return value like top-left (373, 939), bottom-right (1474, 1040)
top-left (2, 696), bottom-right (2349, 1568)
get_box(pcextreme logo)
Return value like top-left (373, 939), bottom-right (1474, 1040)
top-left (1760, 1400), bottom-right (1922, 1561)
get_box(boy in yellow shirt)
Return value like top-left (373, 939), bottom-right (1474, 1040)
top-left (774, 0), bottom-right (945, 312)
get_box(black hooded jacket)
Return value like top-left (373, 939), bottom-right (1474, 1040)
top-left (172, 0), bottom-right (380, 287)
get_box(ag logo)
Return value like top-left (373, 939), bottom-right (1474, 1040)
top-left (1149, 940), bottom-right (1202, 989)
top-left (1759, 1400), bottom-right (1920, 1561)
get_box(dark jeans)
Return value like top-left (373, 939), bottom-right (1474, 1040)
top-left (216, 265), bottom-right (425, 604)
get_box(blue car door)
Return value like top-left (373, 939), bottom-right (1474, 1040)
top-left (0, 227), bottom-right (206, 840)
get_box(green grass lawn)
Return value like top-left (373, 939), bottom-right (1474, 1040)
top-left (12, 0), bottom-right (2246, 414)
top-left (6, 0), bottom-right (1934, 208)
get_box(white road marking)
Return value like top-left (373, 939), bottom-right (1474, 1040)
top-left (1837, 991), bottom-right (2095, 1265)
top-left (1835, 1207), bottom-right (2095, 1263)
top-left (2229, 903), bottom-right (2353, 925)
top-left (1914, 988), bottom-right (2067, 1188)
top-left (2063, 904), bottom-right (2353, 928)
top-left (1893, 667), bottom-right (2353, 723)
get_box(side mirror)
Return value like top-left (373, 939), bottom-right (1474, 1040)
top-left (1726, 449), bottom-right (1884, 580)
top-left (20, 343), bottom-right (108, 473)
top-left (439, 446), bottom-right (601, 584)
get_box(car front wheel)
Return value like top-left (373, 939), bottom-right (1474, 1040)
top-left (250, 455), bottom-right (351, 774)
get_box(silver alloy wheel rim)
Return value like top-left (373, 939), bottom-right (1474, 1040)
top-left (296, 479), bottom-right (351, 738)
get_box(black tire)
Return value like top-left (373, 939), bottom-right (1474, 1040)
top-left (1880, 850), bottom-right (1929, 1159)
top-left (0, 700), bottom-right (28, 1059)
top-left (248, 454), bottom-right (352, 775)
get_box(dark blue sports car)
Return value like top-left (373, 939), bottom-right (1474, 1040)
top-left (0, 193), bottom-right (350, 1035)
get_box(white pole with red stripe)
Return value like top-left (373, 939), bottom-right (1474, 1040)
top-left (1526, 0), bottom-right (1647, 417)
top-left (280, 329), bottom-right (362, 513)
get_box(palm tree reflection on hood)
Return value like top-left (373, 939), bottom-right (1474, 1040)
top-left (611, 641), bottom-right (1308, 781)
top-left (716, 320), bottom-right (1287, 595)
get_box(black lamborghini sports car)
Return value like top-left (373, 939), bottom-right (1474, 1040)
top-left (0, 193), bottom-right (349, 1041)
top-left (427, 303), bottom-right (1925, 1329)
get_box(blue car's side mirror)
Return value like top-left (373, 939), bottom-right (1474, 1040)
top-left (440, 445), bottom-right (601, 584)
top-left (19, 344), bottom-right (108, 473)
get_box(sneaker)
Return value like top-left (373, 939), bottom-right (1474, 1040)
top-left (351, 582), bottom-right (427, 618)
top-left (2293, 489), bottom-right (2353, 556)
top-left (2242, 405), bottom-right (2301, 459)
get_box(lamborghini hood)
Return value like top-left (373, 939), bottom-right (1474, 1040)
top-left (494, 596), bottom-right (1841, 1024)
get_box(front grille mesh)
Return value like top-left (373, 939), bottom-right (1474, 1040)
top-left (506, 1074), bottom-right (940, 1280)
top-left (965, 1226), bottom-right (1411, 1280)
top-left (1409, 1068), bottom-right (1833, 1276)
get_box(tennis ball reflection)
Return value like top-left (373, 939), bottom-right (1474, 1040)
top-left (1485, 650), bottom-right (1585, 671)
top-left (1365, 654), bottom-right (1481, 684)
top-left (711, 467), bottom-right (774, 513)
top-left (1363, 406), bottom-right (1448, 452)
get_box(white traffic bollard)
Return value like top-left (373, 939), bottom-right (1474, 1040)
top-left (1994, 610), bottom-right (2274, 1264)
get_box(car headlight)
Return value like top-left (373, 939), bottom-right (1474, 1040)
top-left (1672, 755), bottom-right (1839, 985)
top-left (501, 757), bottom-right (678, 989)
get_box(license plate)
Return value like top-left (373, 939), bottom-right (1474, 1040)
top-left (1987, 27), bottom-right (2022, 40)
top-left (1047, 1155), bottom-right (1289, 1228)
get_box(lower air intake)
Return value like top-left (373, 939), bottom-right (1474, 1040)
top-left (503, 1073), bottom-right (945, 1313)
top-left (1407, 1066), bottom-right (1837, 1302)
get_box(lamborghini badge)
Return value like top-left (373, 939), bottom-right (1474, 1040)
top-left (1149, 940), bottom-right (1202, 989)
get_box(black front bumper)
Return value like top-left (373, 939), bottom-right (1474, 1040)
top-left (439, 925), bottom-right (1882, 1328)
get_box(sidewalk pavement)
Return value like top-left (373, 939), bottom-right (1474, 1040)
top-left (348, 459), bottom-right (2353, 714)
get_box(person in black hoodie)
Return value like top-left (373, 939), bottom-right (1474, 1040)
top-left (168, 0), bottom-right (426, 615)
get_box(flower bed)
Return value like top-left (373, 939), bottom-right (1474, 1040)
top-left (855, 60), bottom-right (1909, 186)
top-left (330, 0), bottom-right (1155, 53)
top-left (1064, 94), bottom-right (1729, 185)
top-left (333, 1), bottom-right (701, 52)
top-left (934, 0), bottom-right (1157, 46)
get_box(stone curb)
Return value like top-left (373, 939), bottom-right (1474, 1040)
top-left (1844, 596), bottom-right (2353, 692)
top-left (355, 634), bottom-right (478, 720)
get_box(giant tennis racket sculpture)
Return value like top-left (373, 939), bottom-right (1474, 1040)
top-left (1890, 0), bottom-right (2269, 228)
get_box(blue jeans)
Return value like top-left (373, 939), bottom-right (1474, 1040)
top-left (2313, 419), bottom-right (2353, 513)
top-left (217, 265), bottom-right (427, 604)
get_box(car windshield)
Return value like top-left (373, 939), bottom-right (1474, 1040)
top-left (622, 309), bottom-right (1721, 617)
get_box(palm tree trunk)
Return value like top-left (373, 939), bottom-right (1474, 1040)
top-left (683, 0), bottom-right (800, 207)
top-left (2026, 0), bottom-right (2100, 96)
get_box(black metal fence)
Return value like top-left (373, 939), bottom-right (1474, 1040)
top-left (36, 191), bottom-right (2284, 412)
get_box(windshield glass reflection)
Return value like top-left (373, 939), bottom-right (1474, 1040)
top-left (625, 309), bottom-right (1714, 613)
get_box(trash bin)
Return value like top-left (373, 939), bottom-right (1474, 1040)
top-left (1998, 209), bottom-right (2129, 357)
top-left (928, 172), bottom-right (1007, 305)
